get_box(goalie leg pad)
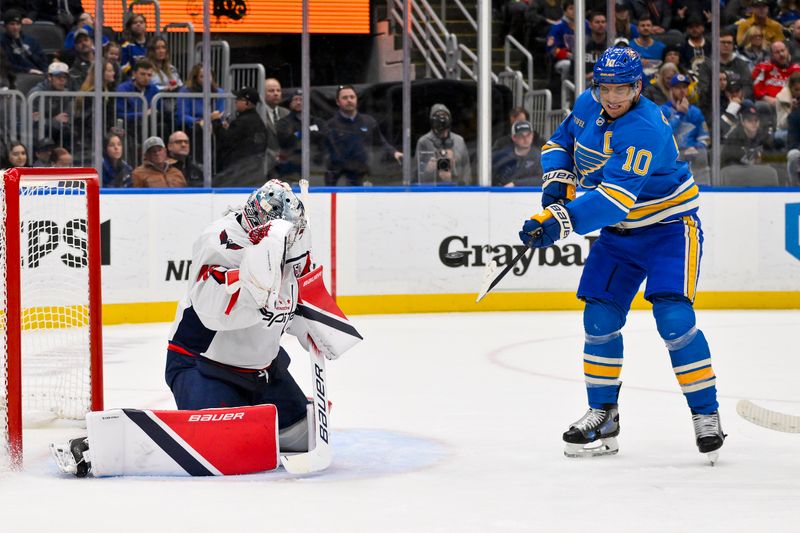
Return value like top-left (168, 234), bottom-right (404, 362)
top-left (82, 405), bottom-right (279, 477)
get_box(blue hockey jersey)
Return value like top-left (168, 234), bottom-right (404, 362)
top-left (541, 89), bottom-right (698, 233)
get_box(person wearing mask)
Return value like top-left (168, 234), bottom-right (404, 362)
top-left (415, 103), bottom-right (471, 184)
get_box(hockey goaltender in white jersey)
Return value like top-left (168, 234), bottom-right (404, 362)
top-left (51, 180), bottom-right (362, 477)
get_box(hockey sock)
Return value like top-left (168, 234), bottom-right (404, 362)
top-left (583, 298), bottom-right (626, 408)
top-left (652, 295), bottom-right (718, 414)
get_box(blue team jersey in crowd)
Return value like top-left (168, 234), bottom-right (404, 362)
top-left (541, 89), bottom-right (698, 233)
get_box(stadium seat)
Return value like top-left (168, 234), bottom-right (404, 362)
top-left (14, 72), bottom-right (45, 95)
top-left (24, 22), bottom-right (66, 59)
top-left (719, 165), bottom-right (780, 187)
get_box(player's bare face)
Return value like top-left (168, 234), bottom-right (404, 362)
top-left (598, 83), bottom-right (638, 118)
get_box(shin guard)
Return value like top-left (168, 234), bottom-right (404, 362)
top-left (86, 405), bottom-right (279, 476)
top-left (653, 295), bottom-right (718, 414)
top-left (583, 298), bottom-right (626, 408)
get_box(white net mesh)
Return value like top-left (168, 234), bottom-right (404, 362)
top-left (1, 174), bottom-right (95, 468)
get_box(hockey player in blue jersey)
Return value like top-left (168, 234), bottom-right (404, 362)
top-left (518, 47), bottom-right (726, 464)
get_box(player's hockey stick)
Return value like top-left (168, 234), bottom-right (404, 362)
top-left (736, 399), bottom-right (800, 433)
top-left (476, 242), bottom-right (536, 303)
top-left (280, 339), bottom-right (332, 473)
top-left (279, 179), bottom-right (333, 474)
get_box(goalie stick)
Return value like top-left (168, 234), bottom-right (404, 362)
top-left (280, 179), bottom-right (333, 474)
top-left (736, 399), bottom-right (800, 434)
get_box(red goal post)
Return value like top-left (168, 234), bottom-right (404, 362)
top-left (1, 168), bottom-right (103, 469)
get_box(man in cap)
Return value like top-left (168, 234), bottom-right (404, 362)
top-left (0, 9), bottom-right (47, 74)
top-left (661, 73), bottom-right (710, 180)
top-left (275, 89), bottom-right (327, 181)
top-left (491, 120), bottom-right (543, 187)
top-left (721, 102), bottom-right (773, 167)
top-left (67, 29), bottom-right (96, 86)
top-left (132, 136), bottom-right (186, 188)
top-left (414, 103), bottom-right (471, 184)
top-left (29, 62), bottom-right (74, 147)
top-left (213, 87), bottom-right (269, 187)
top-left (32, 137), bottom-right (56, 167)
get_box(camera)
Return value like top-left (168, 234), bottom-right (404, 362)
top-left (436, 149), bottom-right (451, 173)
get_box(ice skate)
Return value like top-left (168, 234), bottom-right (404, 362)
top-left (692, 411), bottom-right (726, 466)
top-left (563, 405), bottom-right (620, 458)
top-left (50, 437), bottom-right (91, 477)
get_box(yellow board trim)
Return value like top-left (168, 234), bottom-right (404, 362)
top-left (99, 291), bottom-right (800, 324)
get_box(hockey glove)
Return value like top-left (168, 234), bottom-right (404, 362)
top-left (541, 169), bottom-right (577, 208)
top-left (519, 204), bottom-right (573, 248)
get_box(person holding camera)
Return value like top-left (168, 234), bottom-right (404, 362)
top-left (415, 104), bottom-right (471, 184)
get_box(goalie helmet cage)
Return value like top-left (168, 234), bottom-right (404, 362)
top-left (1, 168), bottom-right (103, 469)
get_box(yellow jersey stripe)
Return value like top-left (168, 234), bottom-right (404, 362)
top-left (584, 362), bottom-right (623, 378)
top-left (684, 216), bottom-right (700, 301)
top-left (600, 181), bottom-right (637, 202)
top-left (627, 185), bottom-right (699, 220)
top-left (675, 366), bottom-right (714, 386)
top-left (599, 185), bottom-right (636, 209)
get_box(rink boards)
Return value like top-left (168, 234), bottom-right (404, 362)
top-left (92, 187), bottom-right (800, 323)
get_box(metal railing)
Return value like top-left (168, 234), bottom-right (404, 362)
top-left (163, 22), bottom-right (195, 81)
top-left (0, 91), bottom-right (28, 150)
top-left (195, 40), bottom-right (231, 91)
top-left (229, 63), bottom-right (267, 123)
top-left (504, 35), bottom-right (533, 93)
top-left (389, 0), bottom-right (461, 79)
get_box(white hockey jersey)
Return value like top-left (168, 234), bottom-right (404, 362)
top-left (168, 212), bottom-right (312, 370)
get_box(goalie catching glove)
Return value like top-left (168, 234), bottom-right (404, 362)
top-left (519, 204), bottom-right (572, 248)
top-left (541, 169), bottom-right (577, 208)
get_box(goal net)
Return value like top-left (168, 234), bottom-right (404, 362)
top-left (0, 168), bottom-right (103, 469)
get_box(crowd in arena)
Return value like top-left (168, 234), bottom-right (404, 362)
top-left (2, 0), bottom-right (800, 187)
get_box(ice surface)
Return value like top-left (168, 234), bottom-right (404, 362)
top-left (2, 310), bottom-right (799, 532)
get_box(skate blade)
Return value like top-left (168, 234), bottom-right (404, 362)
top-left (49, 442), bottom-right (78, 475)
top-left (564, 437), bottom-right (619, 458)
top-left (706, 451), bottom-right (719, 466)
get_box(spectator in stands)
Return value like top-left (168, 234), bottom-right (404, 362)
top-left (583, 11), bottom-right (608, 82)
top-left (167, 131), bottom-right (203, 187)
top-left (104, 41), bottom-right (122, 85)
top-left (2, 141), bottom-right (29, 168)
top-left (264, 78), bottom-right (289, 178)
top-left (753, 41), bottom-right (800, 107)
top-left (786, 91), bottom-right (800, 184)
top-left (612, 2), bottom-right (639, 41)
top-left (32, 137), bottom-right (55, 167)
top-left (630, 15), bottom-right (665, 76)
top-left (64, 13), bottom-right (108, 52)
top-left (1, 10), bottom-right (47, 74)
top-left (493, 106), bottom-right (530, 151)
top-left (721, 102), bottom-right (773, 167)
top-left (491, 120), bottom-right (543, 187)
top-left (698, 72), bottom-right (744, 138)
top-left (739, 25), bottom-right (771, 69)
top-left (779, 0), bottom-right (800, 25)
top-left (679, 16), bottom-right (711, 72)
top-left (661, 44), bottom-right (681, 68)
top-left (630, 0), bottom-right (672, 34)
top-left (29, 62), bottom-right (73, 147)
top-left (546, 0), bottom-right (579, 80)
top-left (644, 61), bottom-right (679, 106)
top-left (102, 132), bottom-right (132, 188)
top-left (176, 64), bottom-right (225, 130)
top-left (661, 73), bottom-right (710, 180)
top-left (523, 0), bottom-right (563, 54)
top-left (775, 71), bottom-right (800, 147)
top-left (1, 1), bottom-right (34, 24)
top-left (736, 0), bottom-right (785, 46)
top-left (116, 59), bottom-right (159, 121)
top-left (212, 87), bottom-right (268, 187)
top-left (72, 60), bottom-right (117, 165)
top-left (697, 29), bottom-right (754, 103)
top-left (120, 14), bottom-right (148, 78)
top-left (146, 36), bottom-right (182, 93)
top-left (51, 146), bottom-right (73, 166)
top-left (788, 19), bottom-right (800, 64)
top-left (324, 84), bottom-right (402, 186)
top-left (670, 0), bottom-right (712, 34)
top-left (132, 136), bottom-right (185, 188)
top-left (275, 89), bottom-right (327, 182)
top-left (68, 29), bottom-right (95, 87)
top-left (29, 0), bottom-right (84, 31)
top-left (415, 103), bottom-right (471, 184)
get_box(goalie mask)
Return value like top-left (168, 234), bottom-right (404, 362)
top-left (241, 179), bottom-right (307, 238)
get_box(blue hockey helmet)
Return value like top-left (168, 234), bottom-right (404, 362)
top-left (592, 47), bottom-right (643, 87)
top-left (241, 179), bottom-right (306, 233)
